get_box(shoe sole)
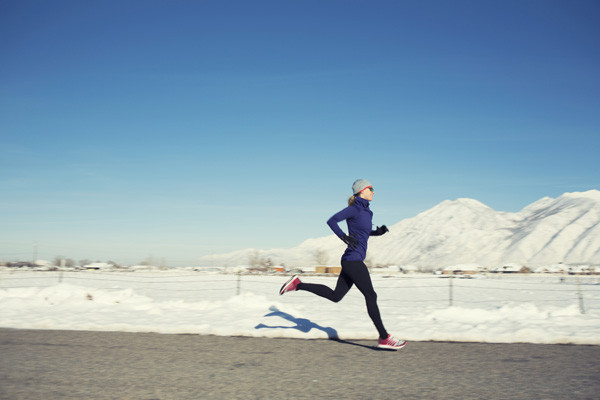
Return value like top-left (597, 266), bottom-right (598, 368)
top-left (377, 341), bottom-right (407, 350)
top-left (279, 275), bottom-right (298, 295)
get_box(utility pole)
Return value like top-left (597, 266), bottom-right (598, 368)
top-left (449, 275), bottom-right (454, 307)
top-left (33, 242), bottom-right (38, 263)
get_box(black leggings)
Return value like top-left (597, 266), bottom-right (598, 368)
top-left (297, 260), bottom-right (388, 339)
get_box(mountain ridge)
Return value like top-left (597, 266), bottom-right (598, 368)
top-left (199, 190), bottom-right (600, 268)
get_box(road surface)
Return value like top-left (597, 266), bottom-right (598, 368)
top-left (1, 329), bottom-right (598, 399)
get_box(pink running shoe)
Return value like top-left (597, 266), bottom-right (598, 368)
top-left (377, 335), bottom-right (407, 350)
top-left (279, 275), bottom-right (301, 295)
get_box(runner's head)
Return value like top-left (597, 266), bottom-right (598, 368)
top-left (350, 179), bottom-right (374, 203)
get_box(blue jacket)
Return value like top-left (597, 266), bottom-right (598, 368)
top-left (327, 196), bottom-right (378, 261)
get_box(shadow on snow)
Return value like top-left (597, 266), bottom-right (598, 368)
top-left (255, 306), bottom-right (339, 339)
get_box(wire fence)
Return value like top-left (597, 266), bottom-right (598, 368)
top-left (1, 270), bottom-right (599, 314)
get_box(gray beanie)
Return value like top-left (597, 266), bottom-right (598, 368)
top-left (352, 179), bottom-right (372, 195)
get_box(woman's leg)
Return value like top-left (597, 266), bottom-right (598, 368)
top-left (340, 260), bottom-right (389, 339)
top-left (297, 272), bottom-right (353, 303)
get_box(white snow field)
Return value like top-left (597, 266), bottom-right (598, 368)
top-left (1, 270), bottom-right (599, 345)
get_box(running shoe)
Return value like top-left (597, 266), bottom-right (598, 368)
top-left (377, 335), bottom-right (407, 350)
top-left (279, 275), bottom-right (301, 295)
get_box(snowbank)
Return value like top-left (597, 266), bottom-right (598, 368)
top-left (1, 271), bottom-right (599, 344)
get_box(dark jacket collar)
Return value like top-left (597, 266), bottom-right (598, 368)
top-left (354, 196), bottom-right (370, 208)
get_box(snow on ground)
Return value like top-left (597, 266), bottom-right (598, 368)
top-left (1, 270), bottom-right (599, 345)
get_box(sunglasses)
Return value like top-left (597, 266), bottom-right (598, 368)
top-left (360, 186), bottom-right (374, 193)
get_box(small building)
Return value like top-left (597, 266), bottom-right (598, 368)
top-left (442, 264), bottom-right (484, 275)
top-left (300, 265), bottom-right (316, 274)
top-left (490, 263), bottom-right (531, 274)
top-left (534, 264), bottom-right (569, 274)
top-left (531, 264), bottom-right (600, 275)
top-left (399, 265), bottom-right (419, 274)
top-left (83, 262), bottom-right (117, 271)
top-left (273, 265), bottom-right (285, 273)
top-left (567, 265), bottom-right (597, 275)
top-left (315, 266), bottom-right (341, 274)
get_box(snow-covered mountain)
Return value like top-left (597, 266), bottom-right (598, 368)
top-left (199, 190), bottom-right (600, 268)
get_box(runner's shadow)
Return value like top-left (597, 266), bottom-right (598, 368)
top-left (255, 307), bottom-right (393, 351)
top-left (255, 306), bottom-right (338, 339)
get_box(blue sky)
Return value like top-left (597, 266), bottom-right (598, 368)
top-left (1, 0), bottom-right (599, 266)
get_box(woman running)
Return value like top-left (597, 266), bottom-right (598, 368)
top-left (279, 179), bottom-right (406, 350)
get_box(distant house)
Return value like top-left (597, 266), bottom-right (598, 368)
top-left (567, 265), bottom-right (597, 275)
top-left (6, 261), bottom-right (36, 269)
top-left (399, 265), bottom-right (419, 274)
top-left (300, 265), bottom-right (316, 274)
top-left (273, 266), bottom-right (285, 273)
top-left (490, 263), bottom-right (531, 274)
top-left (315, 266), bottom-right (341, 274)
top-left (532, 264), bottom-right (599, 274)
top-left (442, 264), bottom-right (484, 275)
top-left (534, 264), bottom-right (569, 274)
top-left (83, 262), bottom-right (115, 271)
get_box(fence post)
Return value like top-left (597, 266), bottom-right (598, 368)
top-left (236, 272), bottom-right (241, 296)
top-left (449, 275), bottom-right (454, 307)
top-left (577, 277), bottom-right (585, 314)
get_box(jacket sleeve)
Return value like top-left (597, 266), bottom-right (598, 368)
top-left (327, 206), bottom-right (358, 238)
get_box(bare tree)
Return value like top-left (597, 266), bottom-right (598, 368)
top-left (53, 257), bottom-right (75, 268)
top-left (313, 249), bottom-right (329, 266)
top-left (248, 250), bottom-right (267, 268)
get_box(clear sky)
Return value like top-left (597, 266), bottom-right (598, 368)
top-left (1, 0), bottom-right (599, 266)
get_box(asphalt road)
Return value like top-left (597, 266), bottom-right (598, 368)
top-left (1, 328), bottom-right (599, 399)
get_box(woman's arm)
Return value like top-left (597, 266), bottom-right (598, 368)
top-left (327, 206), bottom-right (358, 238)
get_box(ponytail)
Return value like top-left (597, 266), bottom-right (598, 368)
top-left (348, 195), bottom-right (356, 206)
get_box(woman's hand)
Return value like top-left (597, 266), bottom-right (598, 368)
top-left (341, 234), bottom-right (359, 249)
top-left (372, 225), bottom-right (389, 236)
